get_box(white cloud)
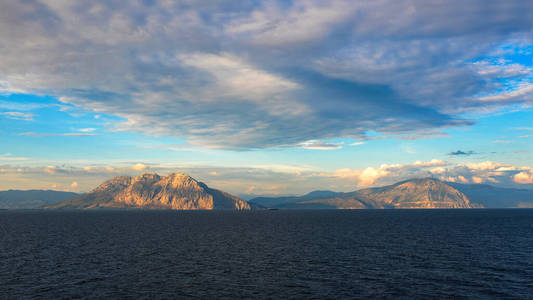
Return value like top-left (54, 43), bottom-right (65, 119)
top-left (298, 140), bottom-right (343, 150)
top-left (43, 166), bottom-right (57, 175)
top-left (472, 176), bottom-right (483, 184)
top-left (131, 163), bottom-right (148, 172)
top-left (179, 52), bottom-right (300, 102)
top-left (1, 111), bottom-right (35, 121)
top-left (514, 171), bottom-right (533, 184)
top-left (0, 153), bottom-right (28, 161)
top-left (478, 83), bottom-right (533, 102)
top-left (327, 159), bottom-right (447, 187)
top-left (514, 127), bottom-right (533, 131)
top-left (20, 132), bottom-right (97, 137)
top-left (79, 128), bottom-right (96, 132)
top-left (325, 159), bottom-right (533, 188)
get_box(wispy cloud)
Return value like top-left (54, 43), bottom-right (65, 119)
top-left (0, 153), bottom-right (28, 161)
top-left (78, 128), bottom-right (96, 132)
top-left (1, 111), bottom-right (35, 121)
top-left (298, 140), bottom-right (343, 150)
top-left (20, 132), bottom-right (97, 137)
top-left (514, 127), bottom-right (533, 131)
top-left (492, 139), bottom-right (511, 144)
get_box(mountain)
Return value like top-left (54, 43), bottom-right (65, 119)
top-left (250, 178), bottom-right (479, 209)
top-left (0, 190), bottom-right (79, 209)
top-left (447, 182), bottom-right (533, 208)
top-left (250, 190), bottom-right (340, 208)
top-left (47, 173), bottom-right (250, 210)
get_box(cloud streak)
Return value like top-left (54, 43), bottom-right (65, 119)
top-left (1, 111), bottom-right (35, 121)
top-left (19, 132), bottom-right (98, 137)
top-left (298, 140), bottom-right (343, 150)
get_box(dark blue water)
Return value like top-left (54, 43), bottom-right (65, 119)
top-left (1, 210), bottom-right (532, 299)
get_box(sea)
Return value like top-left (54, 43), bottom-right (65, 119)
top-left (1, 209), bottom-right (532, 299)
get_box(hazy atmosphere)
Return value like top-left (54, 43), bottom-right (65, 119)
top-left (1, 0), bottom-right (532, 195)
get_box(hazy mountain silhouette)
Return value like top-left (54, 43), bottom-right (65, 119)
top-left (0, 190), bottom-right (79, 209)
top-left (249, 178), bottom-right (529, 209)
top-left (447, 182), bottom-right (533, 208)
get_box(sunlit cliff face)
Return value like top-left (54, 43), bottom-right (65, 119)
top-left (49, 173), bottom-right (250, 210)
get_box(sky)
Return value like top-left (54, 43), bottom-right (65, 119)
top-left (0, 0), bottom-right (532, 196)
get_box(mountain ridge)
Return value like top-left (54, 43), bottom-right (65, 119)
top-left (46, 173), bottom-right (250, 210)
top-left (250, 177), bottom-right (532, 209)
top-left (2, 177), bottom-right (532, 210)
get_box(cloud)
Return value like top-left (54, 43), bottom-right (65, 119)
top-left (178, 52), bottom-right (300, 103)
top-left (492, 139), bottom-right (511, 144)
top-left (131, 163), bottom-right (148, 172)
top-left (326, 159), bottom-right (448, 187)
top-left (78, 128), bottom-right (96, 132)
top-left (43, 166), bottom-right (57, 175)
top-left (0, 1), bottom-right (532, 149)
top-left (324, 159), bottom-right (533, 188)
top-left (478, 83), bottom-right (533, 102)
top-left (514, 127), bottom-right (533, 131)
top-left (0, 153), bottom-right (28, 161)
top-left (330, 167), bottom-right (390, 187)
top-left (448, 150), bottom-right (477, 156)
top-left (298, 140), bottom-right (343, 150)
top-left (20, 132), bottom-right (97, 137)
top-left (225, 1), bottom-right (357, 45)
top-left (514, 171), bottom-right (533, 184)
top-left (1, 111), bottom-right (35, 121)
top-left (472, 176), bottom-right (483, 184)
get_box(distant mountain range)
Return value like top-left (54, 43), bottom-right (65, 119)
top-left (1, 176), bottom-right (532, 210)
top-left (447, 182), bottom-right (533, 208)
top-left (0, 190), bottom-right (78, 209)
top-left (45, 173), bottom-right (250, 210)
top-left (250, 178), bottom-right (533, 209)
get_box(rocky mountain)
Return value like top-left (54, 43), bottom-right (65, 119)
top-left (250, 178), bottom-right (480, 209)
top-left (0, 190), bottom-right (79, 209)
top-left (47, 173), bottom-right (250, 210)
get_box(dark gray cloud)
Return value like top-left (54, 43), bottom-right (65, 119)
top-left (448, 150), bottom-right (478, 156)
top-left (0, 0), bottom-right (532, 149)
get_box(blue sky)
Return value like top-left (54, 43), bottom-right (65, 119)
top-left (0, 0), bottom-right (532, 194)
